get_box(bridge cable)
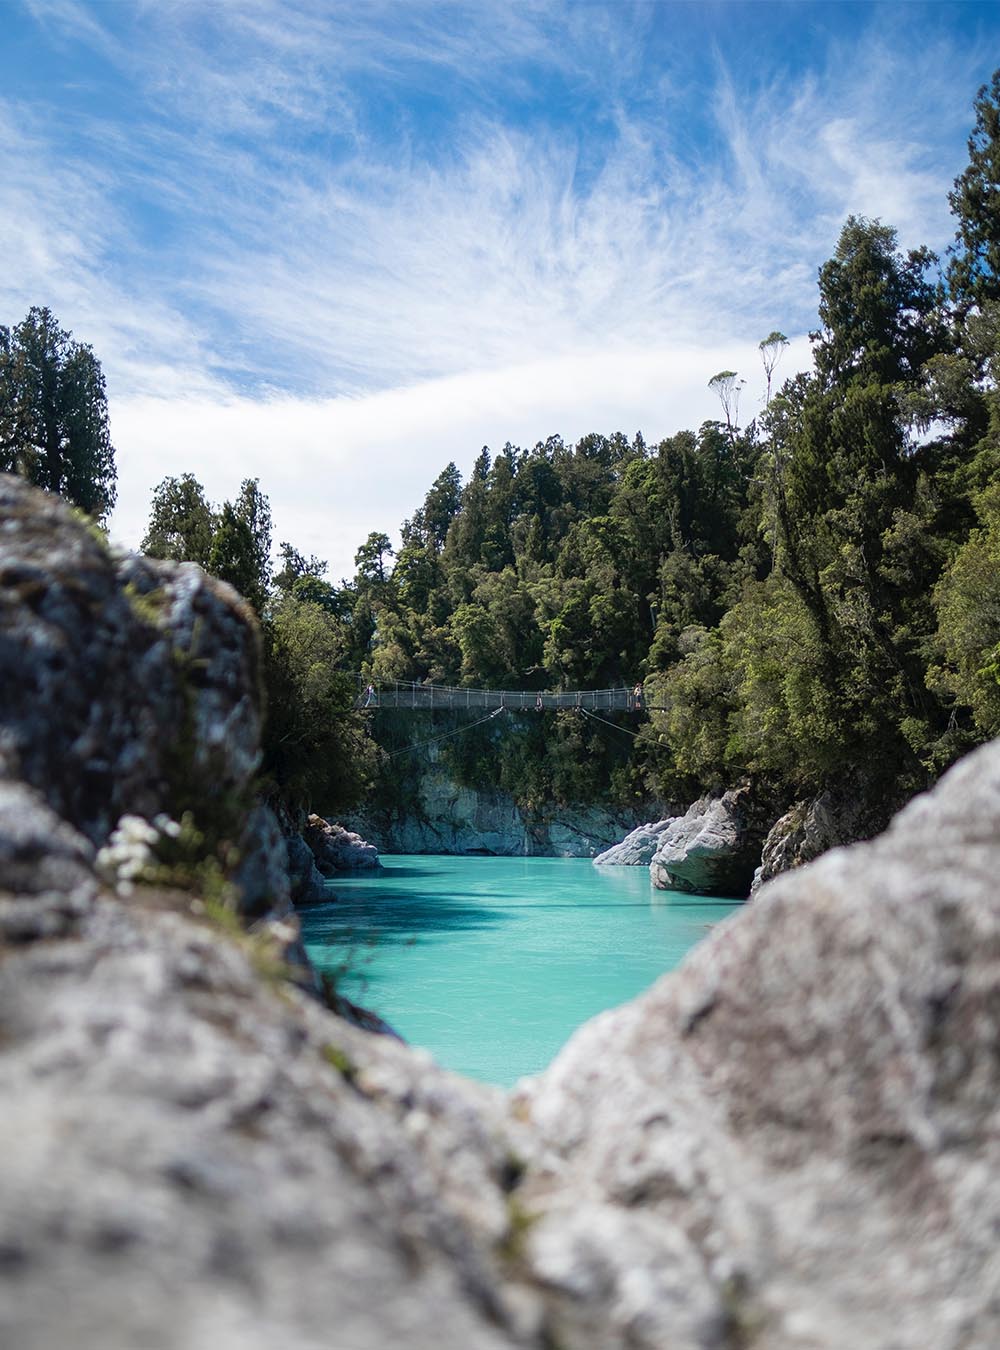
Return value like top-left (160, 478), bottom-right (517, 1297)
top-left (383, 707), bottom-right (506, 760)
top-left (577, 705), bottom-right (669, 752)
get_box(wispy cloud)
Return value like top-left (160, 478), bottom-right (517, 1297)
top-left (1, 0), bottom-right (995, 573)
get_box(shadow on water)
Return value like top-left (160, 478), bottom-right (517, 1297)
top-left (302, 892), bottom-right (511, 949)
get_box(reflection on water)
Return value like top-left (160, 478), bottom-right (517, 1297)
top-left (301, 855), bottom-right (742, 1087)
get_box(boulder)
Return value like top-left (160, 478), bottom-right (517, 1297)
top-left (514, 739), bottom-right (1000, 1348)
top-left (0, 475), bottom-right (277, 915)
top-left (593, 817), bottom-right (676, 866)
top-left (304, 815), bottom-right (382, 873)
top-left (649, 787), bottom-right (769, 896)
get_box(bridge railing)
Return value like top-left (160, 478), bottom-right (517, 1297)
top-left (354, 680), bottom-right (643, 712)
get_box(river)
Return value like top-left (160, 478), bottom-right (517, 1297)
top-left (300, 855), bottom-right (742, 1087)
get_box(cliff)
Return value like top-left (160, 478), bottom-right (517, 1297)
top-left (3, 476), bottom-right (1000, 1348)
top-left (351, 763), bottom-right (655, 857)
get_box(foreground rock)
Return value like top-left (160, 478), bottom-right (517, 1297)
top-left (0, 474), bottom-right (283, 917)
top-left (517, 740), bottom-right (1000, 1347)
top-left (649, 787), bottom-right (770, 896)
top-left (0, 834), bottom-right (536, 1350)
top-left (593, 817), bottom-right (675, 865)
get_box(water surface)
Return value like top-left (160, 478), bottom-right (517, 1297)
top-left (301, 855), bottom-right (741, 1087)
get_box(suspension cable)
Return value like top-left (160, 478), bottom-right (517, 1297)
top-left (383, 707), bottom-right (506, 759)
top-left (577, 705), bottom-right (669, 751)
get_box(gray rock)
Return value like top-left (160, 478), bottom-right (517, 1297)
top-left (285, 831), bottom-right (328, 905)
top-left (751, 788), bottom-right (894, 894)
top-left (0, 475), bottom-right (281, 910)
top-left (232, 804), bottom-right (292, 918)
top-left (649, 787), bottom-right (768, 896)
top-left (353, 768), bottom-right (651, 857)
top-left (593, 817), bottom-right (676, 866)
top-left (516, 738), bottom-right (1000, 1348)
top-left (0, 882), bottom-right (538, 1350)
top-left (304, 815), bottom-right (382, 873)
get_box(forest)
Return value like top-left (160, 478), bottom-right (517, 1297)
top-left (3, 70), bottom-right (999, 830)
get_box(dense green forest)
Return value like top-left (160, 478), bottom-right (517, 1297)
top-left (3, 70), bottom-right (999, 830)
top-left (339, 70), bottom-right (1000, 820)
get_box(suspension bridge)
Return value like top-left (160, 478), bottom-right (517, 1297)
top-left (354, 678), bottom-right (648, 713)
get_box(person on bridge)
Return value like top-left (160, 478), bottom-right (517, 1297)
top-left (632, 682), bottom-right (643, 710)
top-left (536, 693), bottom-right (543, 712)
top-left (364, 683), bottom-right (376, 708)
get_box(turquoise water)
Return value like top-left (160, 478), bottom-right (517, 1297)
top-left (300, 855), bottom-right (742, 1087)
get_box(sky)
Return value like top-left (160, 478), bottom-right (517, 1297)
top-left (2, 0), bottom-right (998, 582)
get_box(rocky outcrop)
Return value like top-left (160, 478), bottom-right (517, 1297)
top-left (0, 474), bottom-right (282, 918)
top-left (511, 739), bottom-right (1000, 1348)
top-left (593, 817), bottom-right (676, 865)
top-left (304, 814), bottom-right (382, 873)
top-left (355, 770), bottom-right (650, 857)
top-left (0, 808), bottom-right (535, 1350)
top-left (649, 786), bottom-right (770, 896)
top-left (751, 787), bottom-right (896, 894)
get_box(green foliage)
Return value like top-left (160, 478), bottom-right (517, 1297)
top-left (261, 595), bottom-right (377, 812)
top-left (0, 306), bottom-right (117, 521)
top-left (141, 473), bottom-right (216, 565)
top-left (949, 70), bottom-right (1000, 313)
top-left (932, 485), bottom-right (1000, 737)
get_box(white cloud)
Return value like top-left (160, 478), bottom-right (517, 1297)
top-left (2, 1), bottom-right (994, 586)
top-left (108, 334), bottom-right (812, 583)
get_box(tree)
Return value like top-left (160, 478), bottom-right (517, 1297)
top-left (948, 69), bottom-right (1000, 313)
top-left (708, 370), bottom-right (745, 448)
top-left (759, 331), bottom-right (788, 406)
top-left (0, 306), bottom-right (116, 520)
top-left (141, 474), bottom-right (216, 565)
top-left (354, 531), bottom-right (394, 586)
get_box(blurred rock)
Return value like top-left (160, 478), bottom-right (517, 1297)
top-left (517, 738), bottom-right (1000, 1348)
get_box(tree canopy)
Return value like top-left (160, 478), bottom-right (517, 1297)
top-left (0, 307), bottom-right (117, 521)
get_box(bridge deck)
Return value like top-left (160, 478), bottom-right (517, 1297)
top-left (356, 681), bottom-right (643, 712)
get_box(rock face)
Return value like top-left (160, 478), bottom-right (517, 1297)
top-left (513, 739), bottom-right (1000, 1348)
top-left (304, 814), bottom-right (382, 873)
top-left (7, 475), bottom-right (1000, 1348)
top-left (751, 787), bottom-right (895, 894)
top-left (0, 475), bottom-right (277, 916)
top-left (649, 787), bottom-right (770, 896)
top-left (355, 769), bottom-right (651, 857)
top-left (593, 817), bottom-right (676, 865)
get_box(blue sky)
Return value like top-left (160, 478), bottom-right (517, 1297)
top-left (2, 1), bottom-right (998, 578)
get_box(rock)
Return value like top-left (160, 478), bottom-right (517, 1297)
top-left (304, 814), bottom-right (382, 873)
top-left (231, 804), bottom-right (292, 918)
top-left (515, 738), bottom-right (1000, 1348)
top-left (593, 818), bottom-right (676, 865)
top-left (0, 878), bottom-right (538, 1350)
top-left (649, 787), bottom-right (769, 896)
top-left (353, 768), bottom-right (652, 857)
top-left (285, 831), bottom-right (328, 905)
top-left (751, 787), bottom-right (895, 894)
top-left (0, 475), bottom-right (278, 914)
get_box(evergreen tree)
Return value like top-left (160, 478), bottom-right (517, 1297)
top-left (0, 307), bottom-right (116, 521)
